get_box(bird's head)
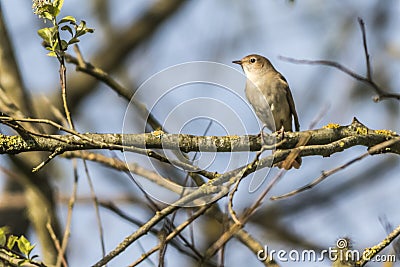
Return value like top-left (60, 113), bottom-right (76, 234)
top-left (232, 54), bottom-right (273, 77)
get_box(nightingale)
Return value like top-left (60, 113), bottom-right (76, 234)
top-left (233, 54), bottom-right (301, 169)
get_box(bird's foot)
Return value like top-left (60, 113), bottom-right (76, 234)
top-left (258, 124), bottom-right (270, 146)
top-left (276, 125), bottom-right (285, 140)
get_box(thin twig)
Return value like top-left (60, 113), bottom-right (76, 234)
top-left (226, 134), bottom-right (285, 226)
top-left (59, 63), bottom-right (74, 130)
top-left (46, 221), bottom-right (67, 267)
top-left (64, 52), bottom-right (163, 131)
top-left (358, 18), bottom-right (371, 80)
top-left (308, 104), bottom-right (330, 130)
top-left (82, 159), bottom-right (106, 261)
top-left (227, 167), bottom-right (247, 225)
top-left (0, 115), bottom-right (218, 178)
top-left (64, 151), bottom-right (188, 195)
top-left (166, 120), bottom-right (214, 263)
top-left (129, 203), bottom-right (215, 267)
top-left (32, 147), bottom-right (63, 172)
top-left (65, 152), bottom-right (274, 265)
top-left (204, 145), bottom-right (282, 262)
top-left (243, 169), bottom-right (285, 220)
top-left (271, 152), bottom-right (368, 200)
top-left (204, 169), bottom-right (286, 262)
top-left (56, 161), bottom-right (78, 267)
top-left (99, 201), bottom-right (207, 264)
top-left (271, 137), bottom-right (400, 200)
top-left (279, 19), bottom-right (400, 102)
top-left (92, 184), bottom-right (228, 267)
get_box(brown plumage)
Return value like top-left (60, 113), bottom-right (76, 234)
top-left (233, 54), bottom-right (301, 169)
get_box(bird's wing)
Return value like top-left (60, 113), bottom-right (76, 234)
top-left (278, 74), bottom-right (300, 131)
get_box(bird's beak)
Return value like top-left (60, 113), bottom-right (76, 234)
top-left (232, 60), bottom-right (242, 65)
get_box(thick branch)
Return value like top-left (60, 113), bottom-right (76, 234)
top-left (0, 118), bottom-right (399, 156)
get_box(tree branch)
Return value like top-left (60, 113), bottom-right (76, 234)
top-left (279, 18), bottom-right (400, 102)
top-left (0, 117), bottom-right (398, 157)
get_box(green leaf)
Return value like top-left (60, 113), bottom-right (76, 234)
top-left (68, 37), bottom-right (80, 45)
top-left (17, 235), bottom-right (35, 258)
top-left (60, 40), bottom-right (68, 50)
top-left (18, 259), bottom-right (28, 266)
top-left (7, 235), bottom-right (17, 250)
top-left (51, 39), bottom-right (59, 51)
top-left (59, 15), bottom-right (76, 24)
top-left (37, 27), bottom-right (53, 43)
top-left (42, 11), bottom-right (54, 21)
top-left (0, 227), bottom-right (6, 246)
top-left (0, 226), bottom-right (10, 233)
top-left (85, 27), bottom-right (95, 34)
top-left (47, 51), bottom-right (57, 57)
top-left (61, 25), bottom-right (73, 36)
top-left (53, 0), bottom-right (64, 17)
top-left (76, 20), bottom-right (86, 32)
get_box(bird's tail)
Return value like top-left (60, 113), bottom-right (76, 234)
top-left (276, 155), bottom-right (302, 170)
top-left (276, 132), bottom-right (310, 170)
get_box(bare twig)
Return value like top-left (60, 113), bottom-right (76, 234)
top-left (63, 151), bottom-right (189, 196)
top-left (82, 160), bottom-right (106, 261)
top-left (92, 185), bottom-right (228, 267)
top-left (99, 201), bottom-right (208, 264)
top-left (279, 19), bottom-right (400, 102)
top-left (129, 204), bottom-right (214, 267)
top-left (226, 140), bottom-right (278, 225)
top-left (0, 250), bottom-right (47, 267)
top-left (64, 0), bottom-right (187, 111)
top-left (308, 103), bottom-right (330, 130)
top-left (93, 139), bottom-right (282, 266)
top-left (227, 166), bottom-right (249, 225)
top-left (32, 147), bottom-right (63, 172)
top-left (59, 64), bottom-right (74, 129)
top-left (56, 161), bottom-right (78, 267)
top-left (271, 137), bottom-right (400, 200)
top-left (64, 151), bottom-right (277, 266)
top-left (64, 52), bottom-right (163, 132)
top-left (358, 17), bottom-right (371, 80)
top-left (204, 146), bottom-right (282, 263)
top-left (46, 222), bottom-right (67, 267)
top-left (0, 116), bottom-right (218, 178)
top-left (204, 170), bottom-right (285, 263)
top-left (52, 55), bottom-right (79, 265)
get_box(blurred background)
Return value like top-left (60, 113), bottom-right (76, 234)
top-left (0, 0), bottom-right (399, 266)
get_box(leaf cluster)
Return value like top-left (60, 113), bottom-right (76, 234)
top-left (0, 227), bottom-right (38, 265)
top-left (33, 0), bottom-right (94, 57)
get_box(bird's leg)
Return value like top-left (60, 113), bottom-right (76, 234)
top-left (259, 124), bottom-right (269, 146)
top-left (276, 125), bottom-right (285, 140)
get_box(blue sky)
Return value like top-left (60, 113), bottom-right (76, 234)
top-left (2, 1), bottom-right (400, 266)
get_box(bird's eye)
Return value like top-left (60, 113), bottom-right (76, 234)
top-left (250, 58), bottom-right (256, 63)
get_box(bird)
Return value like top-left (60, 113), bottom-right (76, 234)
top-left (233, 54), bottom-right (301, 169)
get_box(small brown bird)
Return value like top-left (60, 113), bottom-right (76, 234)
top-left (233, 54), bottom-right (301, 169)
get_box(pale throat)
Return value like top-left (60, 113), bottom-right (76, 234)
top-left (243, 69), bottom-right (264, 87)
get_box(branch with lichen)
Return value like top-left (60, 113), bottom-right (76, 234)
top-left (0, 117), bottom-right (398, 157)
top-left (356, 223), bottom-right (400, 266)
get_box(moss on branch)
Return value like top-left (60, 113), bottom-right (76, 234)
top-left (0, 117), bottom-right (398, 156)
